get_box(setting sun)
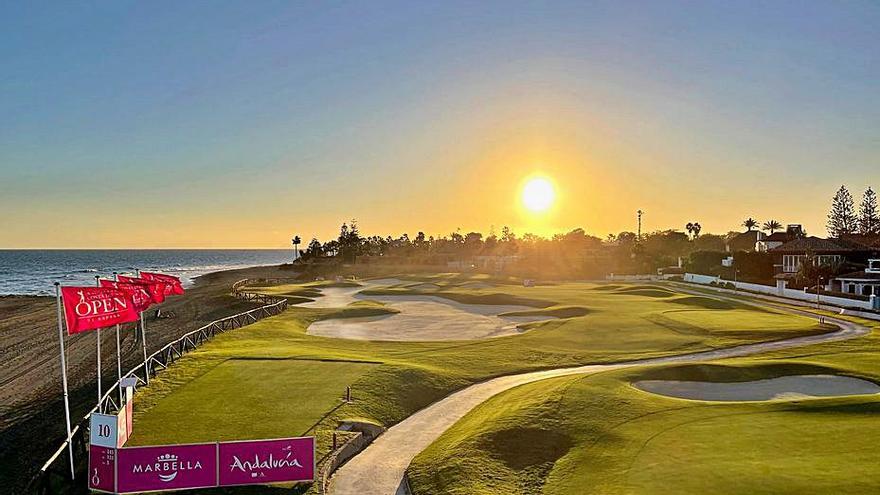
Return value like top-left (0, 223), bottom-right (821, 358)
top-left (522, 177), bottom-right (555, 212)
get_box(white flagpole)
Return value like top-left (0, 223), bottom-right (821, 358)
top-left (54, 283), bottom-right (75, 480)
top-left (94, 276), bottom-right (102, 413)
top-left (113, 272), bottom-right (123, 406)
top-left (135, 269), bottom-right (150, 385)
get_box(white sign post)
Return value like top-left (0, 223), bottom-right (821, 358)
top-left (90, 413), bottom-right (119, 449)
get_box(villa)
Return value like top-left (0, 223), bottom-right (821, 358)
top-left (834, 259), bottom-right (880, 296)
top-left (769, 236), bottom-right (877, 278)
top-left (755, 224), bottom-right (805, 252)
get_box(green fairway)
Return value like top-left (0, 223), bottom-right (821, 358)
top-left (127, 278), bottom-right (832, 492)
top-left (408, 306), bottom-right (880, 495)
top-left (130, 359), bottom-right (377, 445)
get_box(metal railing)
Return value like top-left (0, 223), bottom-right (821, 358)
top-left (27, 280), bottom-right (289, 494)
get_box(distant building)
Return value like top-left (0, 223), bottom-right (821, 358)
top-left (834, 259), bottom-right (880, 296)
top-left (769, 236), bottom-right (879, 278)
top-left (725, 230), bottom-right (763, 252)
top-left (756, 224), bottom-right (804, 252)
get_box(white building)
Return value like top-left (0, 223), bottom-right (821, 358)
top-left (834, 259), bottom-right (880, 296)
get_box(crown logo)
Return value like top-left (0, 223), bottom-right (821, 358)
top-left (157, 454), bottom-right (178, 462)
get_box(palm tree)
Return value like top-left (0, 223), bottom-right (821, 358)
top-left (292, 235), bottom-right (302, 260)
top-left (763, 220), bottom-right (782, 234)
top-left (742, 218), bottom-right (758, 231)
top-left (685, 222), bottom-right (702, 239)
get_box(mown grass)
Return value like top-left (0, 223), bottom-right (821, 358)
top-left (128, 278), bottom-right (830, 493)
top-left (408, 300), bottom-right (880, 495)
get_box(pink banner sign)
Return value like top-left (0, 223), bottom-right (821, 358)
top-left (116, 443), bottom-right (217, 493)
top-left (88, 445), bottom-right (116, 493)
top-left (218, 437), bottom-right (315, 486)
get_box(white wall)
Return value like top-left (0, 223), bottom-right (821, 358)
top-left (683, 273), bottom-right (879, 311)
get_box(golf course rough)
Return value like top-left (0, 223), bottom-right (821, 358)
top-left (408, 310), bottom-right (880, 495)
top-left (126, 277), bottom-right (835, 494)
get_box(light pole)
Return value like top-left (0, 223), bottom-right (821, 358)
top-left (816, 275), bottom-right (823, 311)
top-left (637, 210), bottom-right (644, 240)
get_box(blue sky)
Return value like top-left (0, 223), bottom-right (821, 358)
top-left (1, 1), bottom-right (878, 247)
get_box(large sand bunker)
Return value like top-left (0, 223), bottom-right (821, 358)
top-left (634, 374), bottom-right (880, 402)
top-left (303, 281), bottom-right (554, 341)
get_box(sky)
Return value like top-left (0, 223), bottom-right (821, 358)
top-left (1, 1), bottom-right (878, 248)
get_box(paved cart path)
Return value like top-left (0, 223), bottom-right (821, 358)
top-left (328, 292), bottom-right (872, 495)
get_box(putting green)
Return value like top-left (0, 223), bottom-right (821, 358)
top-left (130, 359), bottom-right (377, 445)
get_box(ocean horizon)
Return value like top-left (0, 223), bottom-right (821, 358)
top-left (0, 249), bottom-right (295, 296)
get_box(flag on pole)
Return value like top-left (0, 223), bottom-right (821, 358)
top-left (99, 279), bottom-right (154, 312)
top-left (60, 286), bottom-right (139, 334)
top-left (139, 272), bottom-right (185, 295)
top-left (116, 275), bottom-right (167, 304)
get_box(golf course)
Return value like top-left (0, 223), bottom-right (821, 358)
top-left (123, 275), bottom-right (878, 494)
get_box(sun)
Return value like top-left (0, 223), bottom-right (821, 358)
top-left (521, 177), bottom-right (555, 212)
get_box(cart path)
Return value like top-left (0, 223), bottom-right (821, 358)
top-left (328, 294), bottom-right (871, 495)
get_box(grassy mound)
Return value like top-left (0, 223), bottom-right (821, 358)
top-left (616, 284), bottom-right (672, 292)
top-left (501, 306), bottom-right (590, 318)
top-left (632, 362), bottom-right (845, 383)
top-left (314, 300), bottom-right (399, 321)
top-left (318, 281), bottom-right (363, 288)
top-left (615, 288), bottom-right (675, 298)
top-left (669, 295), bottom-right (735, 310)
top-left (282, 295), bottom-right (316, 305)
top-left (407, 282), bottom-right (443, 290)
top-left (591, 284), bottom-right (622, 291)
top-left (457, 281), bottom-right (496, 289)
top-left (612, 285), bottom-right (677, 298)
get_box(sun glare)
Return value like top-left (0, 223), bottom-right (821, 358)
top-left (521, 177), bottom-right (555, 212)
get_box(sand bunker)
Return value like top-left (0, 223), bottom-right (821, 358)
top-left (305, 284), bottom-right (554, 341)
top-left (634, 375), bottom-right (880, 402)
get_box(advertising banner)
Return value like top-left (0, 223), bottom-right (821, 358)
top-left (95, 436), bottom-right (314, 493)
top-left (88, 445), bottom-right (116, 493)
top-left (116, 443), bottom-right (217, 493)
top-left (99, 279), bottom-right (154, 312)
top-left (218, 437), bottom-right (315, 486)
top-left (115, 407), bottom-right (129, 448)
top-left (139, 272), bottom-right (185, 295)
top-left (60, 286), bottom-right (139, 334)
top-left (124, 388), bottom-right (134, 441)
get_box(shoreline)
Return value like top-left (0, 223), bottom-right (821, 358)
top-left (0, 249), bottom-right (296, 296)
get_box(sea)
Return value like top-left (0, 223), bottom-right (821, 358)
top-left (0, 250), bottom-right (295, 296)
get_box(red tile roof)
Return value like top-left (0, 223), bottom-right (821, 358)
top-left (770, 236), bottom-right (873, 254)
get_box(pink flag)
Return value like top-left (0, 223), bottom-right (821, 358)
top-left (140, 272), bottom-right (185, 295)
top-left (60, 286), bottom-right (139, 334)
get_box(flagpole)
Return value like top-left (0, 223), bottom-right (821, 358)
top-left (135, 269), bottom-right (150, 385)
top-left (54, 283), bottom-right (75, 480)
top-left (94, 276), bottom-right (102, 413)
top-left (113, 272), bottom-right (123, 406)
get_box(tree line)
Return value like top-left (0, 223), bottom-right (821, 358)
top-left (828, 185), bottom-right (878, 237)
